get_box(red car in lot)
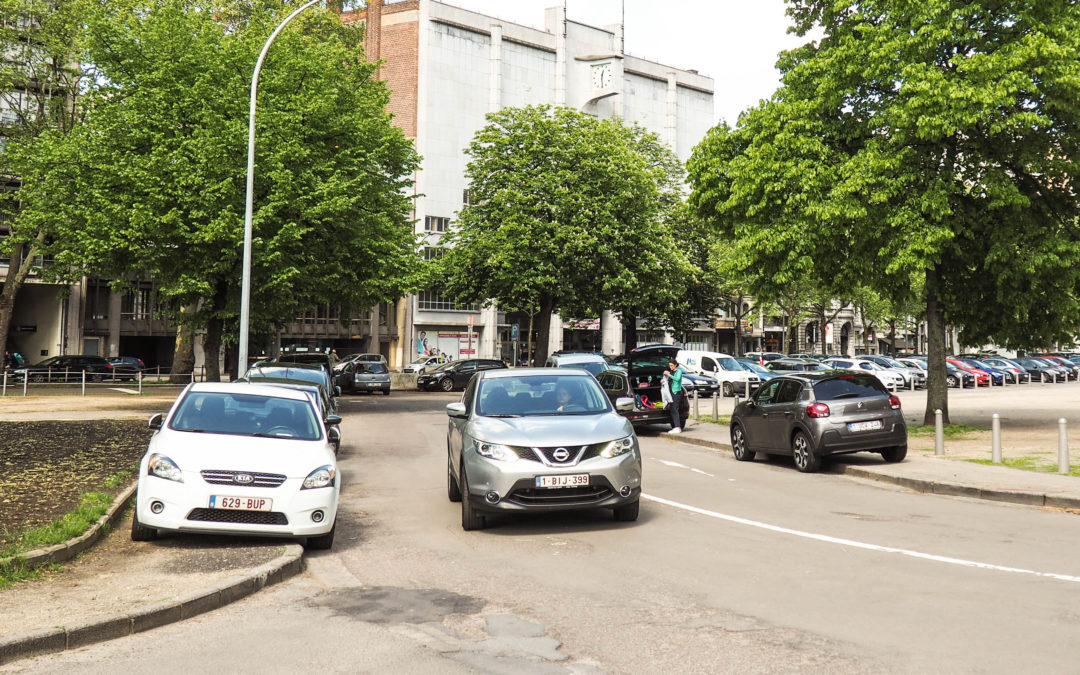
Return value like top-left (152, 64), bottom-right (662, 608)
top-left (947, 358), bottom-right (990, 386)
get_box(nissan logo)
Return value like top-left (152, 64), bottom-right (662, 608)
top-left (234, 473), bottom-right (254, 484)
top-left (552, 448), bottom-right (570, 462)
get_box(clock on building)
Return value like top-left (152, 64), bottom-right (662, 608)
top-left (591, 62), bottom-right (612, 89)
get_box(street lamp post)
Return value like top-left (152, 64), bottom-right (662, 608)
top-left (238, 0), bottom-right (322, 375)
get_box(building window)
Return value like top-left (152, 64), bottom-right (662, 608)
top-left (462, 189), bottom-right (475, 206)
top-left (422, 246), bottom-right (444, 261)
top-left (418, 289), bottom-right (477, 312)
top-left (121, 286), bottom-right (154, 320)
top-left (424, 215), bottom-right (450, 233)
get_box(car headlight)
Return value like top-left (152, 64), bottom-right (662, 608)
top-left (302, 465), bottom-right (337, 489)
top-left (473, 440), bottom-right (516, 461)
top-left (601, 435), bottom-right (635, 458)
top-left (147, 453), bottom-right (183, 483)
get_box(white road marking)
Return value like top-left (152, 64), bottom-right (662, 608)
top-left (109, 388), bottom-right (140, 395)
top-left (642, 493), bottom-right (1080, 585)
top-left (651, 458), bottom-right (715, 478)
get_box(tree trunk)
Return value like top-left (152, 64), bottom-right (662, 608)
top-left (0, 237), bottom-right (45, 366)
top-left (923, 264), bottom-right (949, 426)
top-left (203, 316), bottom-right (223, 383)
top-left (888, 318), bottom-right (896, 356)
top-left (533, 295), bottom-right (555, 366)
top-left (169, 304), bottom-right (198, 384)
top-left (621, 311), bottom-right (638, 356)
top-left (525, 310), bottom-right (535, 367)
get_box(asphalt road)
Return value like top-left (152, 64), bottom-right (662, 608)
top-left (8, 390), bottom-right (1080, 673)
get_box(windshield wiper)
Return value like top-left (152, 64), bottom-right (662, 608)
top-left (485, 413), bottom-right (522, 418)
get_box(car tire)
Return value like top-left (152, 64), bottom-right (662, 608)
top-left (130, 504), bottom-right (157, 542)
top-left (946, 374), bottom-right (958, 388)
top-left (613, 500), bottom-right (639, 522)
top-left (722, 382), bottom-right (734, 397)
top-left (447, 454), bottom-right (462, 503)
top-left (440, 377), bottom-right (455, 393)
top-left (305, 523), bottom-right (336, 551)
top-left (791, 430), bottom-right (821, 473)
top-left (460, 467), bottom-right (485, 531)
top-left (383, 389), bottom-right (391, 396)
top-left (731, 424), bottom-right (756, 462)
top-left (881, 445), bottom-right (907, 463)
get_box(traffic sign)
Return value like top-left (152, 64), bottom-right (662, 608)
top-left (510, 323), bottom-right (519, 340)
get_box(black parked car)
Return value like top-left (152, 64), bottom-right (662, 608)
top-left (416, 359), bottom-right (508, 392)
top-left (107, 356), bottom-right (146, 381)
top-left (13, 355), bottom-right (117, 383)
top-left (596, 368), bottom-right (671, 426)
top-left (240, 363), bottom-right (341, 407)
top-left (730, 372), bottom-right (907, 473)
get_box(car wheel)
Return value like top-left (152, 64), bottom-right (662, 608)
top-left (305, 523), bottom-right (336, 550)
top-left (613, 500), bottom-right (639, 522)
top-left (383, 389), bottom-right (391, 396)
top-left (130, 503), bottom-right (157, 542)
top-left (447, 453), bottom-right (462, 503)
top-left (440, 377), bottom-right (455, 392)
top-left (731, 424), bottom-right (756, 462)
top-left (946, 374), bottom-right (958, 388)
top-left (881, 445), bottom-right (907, 463)
top-left (29, 374), bottom-right (44, 384)
top-left (722, 382), bottom-right (734, 397)
top-left (791, 431), bottom-right (821, 473)
top-left (460, 467), bottom-right (485, 531)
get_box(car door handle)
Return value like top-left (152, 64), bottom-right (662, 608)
top-left (784, 410), bottom-right (793, 416)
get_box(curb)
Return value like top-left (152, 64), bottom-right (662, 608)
top-left (0, 544), bottom-right (304, 665)
top-left (0, 481), bottom-right (137, 572)
top-left (658, 434), bottom-right (1080, 511)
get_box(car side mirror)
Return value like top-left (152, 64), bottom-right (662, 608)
top-left (615, 396), bottom-right (634, 412)
top-left (325, 414), bottom-right (342, 426)
top-left (334, 385), bottom-right (342, 397)
top-left (327, 426), bottom-right (341, 444)
top-left (745, 399), bottom-right (756, 408)
top-left (148, 413), bottom-right (164, 430)
top-left (446, 402), bottom-right (468, 418)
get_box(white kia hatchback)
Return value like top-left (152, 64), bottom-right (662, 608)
top-left (132, 382), bottom-right (342, 549)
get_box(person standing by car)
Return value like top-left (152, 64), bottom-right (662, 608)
top-left (329, 349), bottom-right (340, 366)
top-left (664, 359), bottom-right (686, 434)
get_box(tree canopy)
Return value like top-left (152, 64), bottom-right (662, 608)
top-left (8, 0), bottom-right (419, 378)
top-left (689, 0), bottom-right (1080, 423)
top-left (438, 105), bottom-right (692, 364)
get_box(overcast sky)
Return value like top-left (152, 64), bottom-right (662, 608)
top-left (440, 0), bottom-right (810, 127)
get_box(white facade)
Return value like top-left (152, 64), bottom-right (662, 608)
top-left (407, 1), bottom-right (715, 364)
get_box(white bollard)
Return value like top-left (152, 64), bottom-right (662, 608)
top-left (693, 386), bottom-right (700, 420)
top-left (22, 373), bottom-right (27, 396)
top-left (1059, 418), bottom-right (1070, 474)
top-left (712, 388), bottom-right (718, 422)
top-left (992, 413), bottom-right (1001, 463)
top-left (81, 370), bottom-right (86, 397)
top-left (2, 371), bottom-right (5, 397)
top-left (138, 371), bottom-right (143, 395)
top-left (935, 409), bottom-right (945, 456)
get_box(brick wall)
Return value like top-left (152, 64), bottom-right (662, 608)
top-left (345, 0), bottom-right (419, 139)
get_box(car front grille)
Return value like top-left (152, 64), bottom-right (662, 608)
top-left (200, 470), bottom-right (287, 488)
top-left (509, 443), bottom-right (611, 465)
top-left (506, 485), bottom-right (614, 506)
top-left (186, 508), bottom-right (289, 525)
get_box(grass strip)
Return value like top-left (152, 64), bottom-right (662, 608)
top-left (966, 457), bottom-right (1080, 477)
top-left (0, 465), bottom-right (136, 560)
top-left (908, 423), bottom-right (982, 439)
top-left (692, 415), bottom-right (731, 426)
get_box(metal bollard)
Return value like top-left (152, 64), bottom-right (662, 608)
top-left (693, 387), bottom-right (700, 420)
top-left (2, 371), bottom-right (5, 397)
top-left (992, 413), bottom-right (1001, 463)
top-left (23, 373), bottom-right (27, 396)
top-left (81, 370), bottom-right (86, 397)
top-left (1059, 418), bottom-right (1070, 474)
top-left (138, 371), bottom-right (143, 395)
top-left (935, 409), bottom-right (944, 456)
top-left (910, 376), bottom-right (914, 391)
top-left (712, 387), bottom-right (718, 422)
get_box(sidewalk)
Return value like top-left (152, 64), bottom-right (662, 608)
top-left (659, 418), bottom-right (1080, 511)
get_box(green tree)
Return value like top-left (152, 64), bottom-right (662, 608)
top-left (0, 0), bottom-right (89, 364)
top-left (12, 0), bottom-right (419, 380)
top-left (690, 0), bottom-right (1080, 424)
top-left (439, 105), bottom-right (689, 365)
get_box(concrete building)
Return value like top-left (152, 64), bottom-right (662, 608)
top-left (350, 0), bottom-right (715, 365)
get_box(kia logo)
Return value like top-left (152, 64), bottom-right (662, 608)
top-left (234, 473), bottom-right (254, 484)
top-left (552, 448), bottom-right (570, 462)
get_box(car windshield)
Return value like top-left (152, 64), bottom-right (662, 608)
top-left (358, 363), bottom-right (388, 374)
top-left (169, 391), bottom-right (320, 440)
top-left (32, 357), bottom-right (63, 367)
top-left (245, 366), bottom-right (327, 387)
top-left (813, 376), bottom-right (888, 400)
top-left (476, 374), bottom-right (611, 417)
top-left (409, 357), bottom-right (429, 366)
top-left (429, 361), bottom-right (455, 373)
top-left (740, 361), bottom-right (769, 374)
top-left (717, 357), bottom-right (742, 371)
top-left (630, 351), bottom-right (677, 369)
top-left (559, 361), bottom-right (606, 376)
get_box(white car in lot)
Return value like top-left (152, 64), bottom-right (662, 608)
top-left (131, 382), bottom-right (342, 550)
top-left (821, 357), bottom-right (905, 390)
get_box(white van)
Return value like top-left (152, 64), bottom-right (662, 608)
top-left (677, 350), bottom-right (759, 397)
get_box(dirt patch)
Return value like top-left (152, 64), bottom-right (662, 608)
top-left (0, 420), bottom-right (153, 543)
